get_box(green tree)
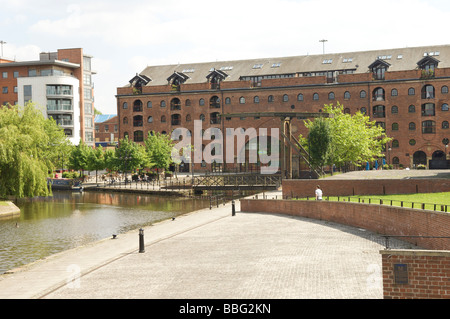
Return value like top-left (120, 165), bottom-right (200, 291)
top-left (0, 103), bottom-right (69, 198)
top-left (307, 117), bottom-right (332, 171)
top-left (309, 103), bottom-right (391, 169)
top-left (87, 145), bottom-right (105, 183)
top-left (68, 142), bottom-right (91, 178)
top-left (114, 137), bottom-right (146, 179)
top-left (144, 131), bottom-right (174, 173)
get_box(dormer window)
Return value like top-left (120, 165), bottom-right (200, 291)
top-left (206, 69), bottom-right (228, 89)
top-left (418, 56), bottom-right (439, 78)
top-left (369, 59), bottom-right (390, 80)
top-left (129, 73), bottom-right (151, 94)
top-left (167, 71), bottom-right (189, 91)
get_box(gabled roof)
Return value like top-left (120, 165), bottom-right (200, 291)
top-left (368, 59), bottom-right (391, 69)
top-left (417, 56), bottom-right (440, 68)
top-left (129, 73), bottom-right (151, 86)
top-left (167, 71), bottom-right (189, 84)
top-left (206, 68), bottom-right (228, 81)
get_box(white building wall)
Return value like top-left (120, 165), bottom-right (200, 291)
top-left (17, 75), bottom-right (81, 145)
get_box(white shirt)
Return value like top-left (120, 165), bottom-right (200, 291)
top-left (315, 188), bottom-right (323, 200)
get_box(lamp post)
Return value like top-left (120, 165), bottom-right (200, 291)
top-left (388, 145), bottom-right (392, 165)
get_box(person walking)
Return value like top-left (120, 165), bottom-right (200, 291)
top-left (315, 185), bottom-right (323, 200)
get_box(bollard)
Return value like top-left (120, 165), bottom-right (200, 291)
top-left (232, 200), bottom-right (236, 216)
top-left (139, 228), bottom-right (145, 253)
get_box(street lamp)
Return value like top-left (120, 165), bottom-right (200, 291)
top-left (388, 145), bottom-right (392, 165)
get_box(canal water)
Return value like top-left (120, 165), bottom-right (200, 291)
top-left (0, 191), bottom-right (212, 274)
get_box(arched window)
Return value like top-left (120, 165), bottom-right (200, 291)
top-left (239, 97), bottom-right (245, 104)
top-left (199, 98), bottom-right (205, 106)
top-left (328, 92), bottom-right (335, 100)
top-left (133, 100), bottom-right (143, 112)
top-left (313, 93), bottom-right (319, 101)
top-left (170, 98), bottom-right (181, 111)
top-left (199, 114), bottom-right (205, 121)
top-left (391, 105), bottom-right (398, 114)
top-left (372, 87), bottom-right (385, 101)
top-left (147, 101), bottom-right (152, 108)
top-left (268, 95), bottom-right (274, 102)
top-left (160, 100), bottom-right (166, 108)
top-left (344, 91), bottom-right (350, 100)
top-left (209, 96), bottom-right (220, 108)
top-left (408, 105), bottom-right (415, 113)
top-left (185, 99), bottom-right (191, 107)
top-left (443, 121), bottom-right (449, 129)
top-left (123, 102), bottom-right (128, 109)
top-left (442, 103), bottom-right (449, 111)
top-left (422, 85), bottom-right (435, 99)
top-left (409, 122), bottom-right (416, 131)
top-left (392, 123), bottom-right (399, 131)
top-left (225, 97), bottom-right (231, 104)
top-left (392, 140), bottom-right (399, 148)
top-left (297, 93), bottom-right (304, 101)
top-left (283, 94), bottom-right (289, 102)
top-left (391, 88), bottom-right (398, 97)
top-left (254, 96), bottom-right (259, 103)
top-left (360, 90), bottom-right (367, 98)
top-left (133, 130), bottom-right (143, 142)
top-left (442, 86), bottom-right (449, 94)
top-left (408, 87), bottom-right (415, 96)
top-left (147, 116), bottom-right (153, 123)
top-left (392, 157), bottom-right (400, 165)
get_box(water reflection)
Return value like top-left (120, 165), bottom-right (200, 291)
top-left (0, 191), bottom-right (211, 274)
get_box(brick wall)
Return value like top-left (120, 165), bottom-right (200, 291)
top-left (282, 178), bottom-right (450, 198)
top-left (380, 250), bottom-right (450, 299)
top-left (240, 199), bottom-right (450, 250)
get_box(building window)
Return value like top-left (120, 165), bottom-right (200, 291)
top-left (123, 102), bottom-right (128, 109)
top-left (442, 103), bottom-right (449, 111)
top-left (171, 98), bottom-right (182, 111)
top-left (344, 108), bottom-right (350, 114)
top-left (133, 100), bottom-right (143, 112)
top-left (268, 95), bottom-right (274, 102)
top-left (147, 101), bottom-right (152, 108)
top-left (239, 97), bottom-right (245, 104)
top-left (372, 87), bottom-right (385, 101)
top-left (297, 94), bottom-right (304, 101)
top-left (392, 157), bottom-right (400, 164)
top-left (185, 99), bottom-right (191, 107)
top-left (392, 123), bottom-right (399, 131)
top-left (2, 72), bottom-right (7, 78)
top-left (199, 98), bottom-right (205, 106)
top-left (199, 114), bottom-right (205, 121)
top-left (422, 120), bottom-right (436, 134)
top-left (443, 121), bottom-right (449, 129)
top-left (95, 125), bottom-right (99, 133)
top-left (160, 100), bottom-right (166, 108)
top-left (283, 94), bottom-right (289, 102)
top-left (134, 131), bottom-right (144, 142)
top-left (391, 89), bottom-right (398, 97)
top-left (344, 91), bottom-right (350, 100)
top-left (225, 97), bottom-right (231, 104)
top-left (209, 96), bottom-right (220, 108)
top-left (408, 88), bottom-right (415, 96)
top-left (392, 140), bottom-right (399, 148)
top-left (373, 105), bottom-right (385, 118)
top-left (133, 115), bottom-right (143, 127)
top-left (2, 87), bottom-right (8, 94)
top-left (313, 93), bottom-right (319, 101)
top-left (442, 86), bottom-right (449, 94)
top-left (360, 90), bottom-right (367, 99)
top-left (421, 103), bottom-right (435, 116)
top-left (13, 71), bottom-right (19, 78)
top-left (328, 92), bottom-right (335, 100)
top-left (147, 116), bottom-right (153, 123)
top-left (254, 96), bottom-right (259, 103)
top-left (104, 125), bottom-right (109, 132)
top-left (409, 122), bottom-right (416, 131)
top-left (422, 85), bottom-right (435, 99)
top-left (360, 107), bottom-right (367, 115)
top-left (408, 105), bottom-right (415, 113)
top-left (171, 114), bottom-right (181, 125)
top-left (391, 105), bottom-right (398, 114)
top-left (409, 139), bottom-right (416, 146)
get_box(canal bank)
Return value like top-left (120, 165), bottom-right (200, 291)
top-left (0, 201), bottom-right (20, 219)
top-left (0, 188), bottom-right (414, 299)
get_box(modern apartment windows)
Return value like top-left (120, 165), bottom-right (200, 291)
top-left (2, 87), bottom-right (7, 94)
top-left (2, 72), bottom-right (7, 78)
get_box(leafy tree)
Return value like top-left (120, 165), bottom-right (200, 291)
top-left (307, 117), bottom-right (332, 171)
top-left (144, 131), bottom-right (174, 173)
top-left (114, 137), bottom-right (146, 178)
top-left (87, 145), bottom-right (105, 183)
top-left (68, 142), bottom-right (91, 178)
top-left (0, 103), bottom-right (69, 198)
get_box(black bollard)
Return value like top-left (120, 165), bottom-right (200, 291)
top-left (139, 228), bottom-right (145, 253)
top-left (232, 200), bottom-right (236, 216)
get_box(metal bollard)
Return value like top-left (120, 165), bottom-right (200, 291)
top-left (232, 200), bottom-right (236, 216)
top-left (139, 228), bottom-right (145, 253)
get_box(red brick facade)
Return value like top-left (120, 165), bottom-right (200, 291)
top-left (116, 46), bottom-right (450, 173)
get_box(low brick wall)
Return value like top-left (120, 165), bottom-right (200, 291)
top-left (380, 250), bottom-right (450, 299)
top-left (282, 178), bottom-right (450, 198)
top-left (240, 199), bottom-right (450, 250)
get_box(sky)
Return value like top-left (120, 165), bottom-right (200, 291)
top-left (1, 0), bottom-right (450, 115)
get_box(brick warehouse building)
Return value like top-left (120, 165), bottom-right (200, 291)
top-left (116, 45), bottom-right (450, 176)
top-left (0, 48), bottom-right (96, 146)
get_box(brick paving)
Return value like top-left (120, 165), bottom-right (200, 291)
top-left (0, 189), bottom-right (415, 299)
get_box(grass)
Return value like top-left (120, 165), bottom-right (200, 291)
top-left (296, 192), bottom-right (450, 211)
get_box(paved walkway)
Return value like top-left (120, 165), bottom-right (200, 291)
top-left (0, 190), bottom-right (414, 299)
